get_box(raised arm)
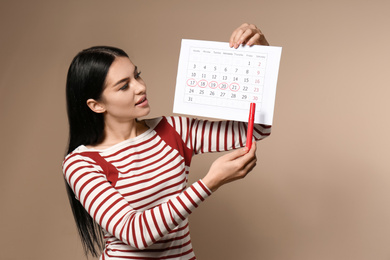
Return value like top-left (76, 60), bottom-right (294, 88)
top-left (165, 116), bottom-right (271, 154)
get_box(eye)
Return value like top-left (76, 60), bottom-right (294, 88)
top-left (135, 71), bottom-right (142, 79)
top-left (119, 83), bottom-right (129, 91)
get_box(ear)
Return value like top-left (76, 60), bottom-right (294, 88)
top-left (86, 98), bottom-right (106, 114)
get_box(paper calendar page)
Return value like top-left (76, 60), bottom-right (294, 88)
top-left (173, 39), bottom-right (282, 125)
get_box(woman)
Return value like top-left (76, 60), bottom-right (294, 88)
top-left (63, 23), bottom-right (271, 259)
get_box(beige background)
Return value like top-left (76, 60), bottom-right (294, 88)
top-left (1, 0), bottom-right (390, 259)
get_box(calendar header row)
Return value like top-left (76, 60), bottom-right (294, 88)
top-left (191, 47), bottom-right (266, 59)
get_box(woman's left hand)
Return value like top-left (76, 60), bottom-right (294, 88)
top-left (229, 23), bottom-right (269, 48)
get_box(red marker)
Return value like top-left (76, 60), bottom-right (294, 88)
top-left (246, 103), bottom-right (256, 149)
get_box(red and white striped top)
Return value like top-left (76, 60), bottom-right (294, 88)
top-left (63, 116), bottom-right (271, 259)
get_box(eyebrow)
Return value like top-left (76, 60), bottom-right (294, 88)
top-left (113, 77), bottom-right (129, 87)
top-left (113, 66), bottom-right (138, 87)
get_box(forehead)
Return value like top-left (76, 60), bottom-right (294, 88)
top-left (105, 57), bottom-right (135, 86)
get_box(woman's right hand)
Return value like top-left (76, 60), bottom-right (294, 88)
top-left (202, 142), bottom-right (258, 192)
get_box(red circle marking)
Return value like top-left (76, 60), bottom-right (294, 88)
top-left (186, 78), bottom-right (197, 87)
top-left (209, 81), bottom-right (218, 89)
top-left (198, 80), bottom-right (208, 88)
top-left (229, 83), bottom-right (240, 92)
top-left (218, 82), bottom-right (228, 90)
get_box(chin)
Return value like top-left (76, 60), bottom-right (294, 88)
top-left (139, 106), bottom-right (151, 118)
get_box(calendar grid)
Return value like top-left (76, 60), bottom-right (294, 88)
top-left (183, 46), bottom-right (268, 111)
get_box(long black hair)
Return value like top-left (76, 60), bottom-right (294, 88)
top-left (65, 46), bottom-right (129, 257)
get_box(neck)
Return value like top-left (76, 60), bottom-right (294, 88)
top-left (100, 118), bottom-right (146, 147)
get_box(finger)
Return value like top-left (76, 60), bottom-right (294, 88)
top-left (234, 143), bottom-right (257, 166)
top-left (244, 155), bottom-right (257, 169)
top-left (231, 26), bottom-right (250, 48)
top-left (236, 155), bottom-right (257, 179)
top-left (246, 33), bottom-right (260, 46)
top-left (243, 147), bottom-right (258, 170)
top-left (223, 146), bottom-right (250, 161)
top-left (237, 28), bottom-right (255, 45)
top-left (232, 30), bottom-right (245, 48)
top-left (229, 28), bottom-right (241, 47)
top-left (237, 24), bottom-right (258, 45)
top-left (229, 29), bottom-right (239, 47)
top-left (229, 23), bottom-right (248, 47)
top-left (245, 159), bottom-right (257, 174)
top-left (247, 141), bottom-right (257, 155)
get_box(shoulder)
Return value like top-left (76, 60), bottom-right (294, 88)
top-left (63, 146), bottom-right (87, 165)
top-left (62, 148), bottom-right (100, 174)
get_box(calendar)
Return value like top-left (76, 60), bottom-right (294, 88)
top-left (173, 39), bottom-right (282, 125)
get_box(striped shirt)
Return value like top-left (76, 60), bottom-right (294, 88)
top-left (63, 116), bottom-right (271, 259)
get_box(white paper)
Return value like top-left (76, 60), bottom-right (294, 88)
top-left (173, 39), bottom-right (282, 125)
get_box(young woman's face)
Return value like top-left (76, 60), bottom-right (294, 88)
top-left (98, 57), bottom-right (150, 121)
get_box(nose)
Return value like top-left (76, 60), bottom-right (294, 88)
top-left (134, 78), bottom-right (146, 94)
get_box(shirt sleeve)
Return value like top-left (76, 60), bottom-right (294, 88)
top-left (62, 152), bottom-right (212, 250)
top-left (165, 116), bottom-right (272, 154)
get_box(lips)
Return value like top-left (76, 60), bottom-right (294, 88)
top-left (135, 96), bottom-right (147, 106)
